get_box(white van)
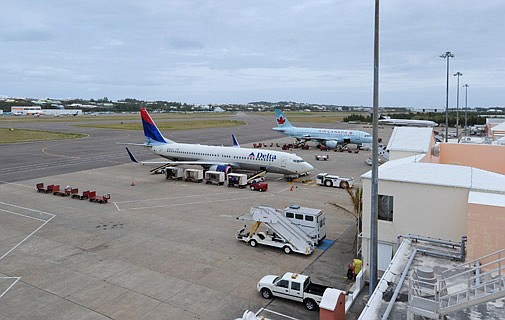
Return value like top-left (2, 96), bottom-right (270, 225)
top-left (282, 205), bottom-right (326, 244)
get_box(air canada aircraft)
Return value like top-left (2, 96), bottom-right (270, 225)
top-left (126, 108), bottom-right (313, 178)
top-left (378, 115), bottom-right (438, 127)
top-left (273, 109), bottom-right (373, 149)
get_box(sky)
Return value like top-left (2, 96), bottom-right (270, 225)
top-left (1, 1), bottom-right (504, 108)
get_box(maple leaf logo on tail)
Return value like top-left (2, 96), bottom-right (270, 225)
top-left (277, 116), bottom-right (286, 125)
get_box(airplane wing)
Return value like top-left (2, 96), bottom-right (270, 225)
top-left (126, 148), bottom-right (234, 166)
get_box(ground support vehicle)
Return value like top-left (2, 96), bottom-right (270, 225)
top-left (72, 190), bottom-right (91, 200)
top-left (315, 173), bottom-right (354, 189)
top-left (53, 186), bottom-right (78, 197)
top-left (36, 183), bottom-right (54, 193)
top-left (205, 171), bottom-right (225, 185)
top-left (315, 154), bottom-right (329, 161)
top-left (184, 169), bottom-right (204, 183)
top-left (236, 206), bottom-right (315, 255)
top-left (50, 185), bottom-right (63, 195)
top-left (89, 192), bottom-right (110, 204)
top-left (249, 182), bottom-right (268, 192)
top-left (227, 173), bottom-right (248, 188)
top-left (43, 184), bottom-right (56, 193)
top-left (257, 272), bottom-right (332, 310)
top-left (282, 205), bottom-right (326, 245)
top-left (247, 171), bottom-right (266, 185)
top-left (165, 167), bottom-right (184, 180)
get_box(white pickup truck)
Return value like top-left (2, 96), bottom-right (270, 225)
top-left (257, 272), bottom-right (332, 311)
top-left (315, 173), bottom-right (354, 189)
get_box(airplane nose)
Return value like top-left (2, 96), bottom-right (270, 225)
top-left (305, 162), bottom-right (314, 171)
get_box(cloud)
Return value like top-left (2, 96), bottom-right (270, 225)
top-left (0, 0), bottom-right (504, 106)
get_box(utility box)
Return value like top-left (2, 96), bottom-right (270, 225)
top-left (205, 171), bottom-right (225, 185)
top-left (184, 169), bottom-right (204, 183)
top-left (165, 167), bottom-right (184, 180)
top-left (227, 173), bottom-right (248, 188)
top-left (319, 288), bottom-right (346, 320)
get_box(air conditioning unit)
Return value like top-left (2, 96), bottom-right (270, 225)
top-left (431, 145), bottom-right (440, 157)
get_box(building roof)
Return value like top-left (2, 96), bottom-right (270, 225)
top-left (361, 155), bottom-right (505, 193)
top-left (386, 127), bottom-right (433, 153)
top-left (491, 121), bottom-right (505, 132)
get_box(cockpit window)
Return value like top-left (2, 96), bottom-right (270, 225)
top-left (293, 159), bottom-right (304, 163)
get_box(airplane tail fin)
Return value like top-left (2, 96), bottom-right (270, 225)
top-left (232, 134), bottom-right (240, 147)
top-left (274, 109), bottom-right (293, 128)
top-left (140, 108), bottom-right (174, 145)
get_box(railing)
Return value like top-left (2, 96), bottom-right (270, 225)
top-left (408, 248), bottom-right (505, 317)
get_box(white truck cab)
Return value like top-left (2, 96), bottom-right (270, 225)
top-left (257, 272), bottom-right (332, 311)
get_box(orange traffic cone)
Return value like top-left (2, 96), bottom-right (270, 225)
top-left (131, 179), bottom-right (135, 187)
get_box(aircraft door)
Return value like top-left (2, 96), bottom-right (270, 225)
top-left (281, 157), bottom-right (287, 167)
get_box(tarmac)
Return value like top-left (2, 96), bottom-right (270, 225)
top-left (0, 115), bottom-right (392, 319)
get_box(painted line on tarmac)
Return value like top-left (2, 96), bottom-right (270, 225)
top-left (0, 202), bottom-right (56, 300)
top-left (122, 193), bottom-right (274, 211)
top-left (115, 191), bottom-right (242, 204)
top-left (255, 307), bottom-right (301, 320)
top-left (0, 208), bottom-right (48, 222)
top-left (0, 277), bottom-right (21, 299)
top-left (41, 145), bottom-right (81, 159)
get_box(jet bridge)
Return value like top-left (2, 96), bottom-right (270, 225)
top-left (236, 206), bottom-right (315, 255)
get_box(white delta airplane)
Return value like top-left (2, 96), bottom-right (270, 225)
top-left (126, 108), bottom-right (313, 178)
top-left (273, 109), bottom-right (373, 149)
top-left (378, 115), bottom-right (438, 127)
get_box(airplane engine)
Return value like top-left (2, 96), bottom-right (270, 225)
top-left (209, 164), bottom-right (232, 175)
top-left (324, 140), bottom-right (340, 149)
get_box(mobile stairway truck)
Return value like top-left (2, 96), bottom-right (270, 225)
top-left (236, 206), bottom-right (315, 255)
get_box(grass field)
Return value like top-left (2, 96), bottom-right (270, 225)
top-left (73, 119), bottom-right (246, 130)
top-left (0, 128), bottom-right (87, 144)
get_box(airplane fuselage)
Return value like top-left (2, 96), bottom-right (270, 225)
top-left (378, 119), bottom-right (438, 127)
top-left (273, 127), bottom-right (371, 144)
top-left (149, 142), bottom-right (312, 175)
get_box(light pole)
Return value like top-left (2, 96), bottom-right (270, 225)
top-left (440, 52), bottom-right (454, 142)
top-left (463, 84), bottom-right (469, 136)
top-left (454, 72), bottom-right (462, 138)
top-left (370, 0), bottom-right (380, 295)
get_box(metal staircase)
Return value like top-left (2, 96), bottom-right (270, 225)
top-left (237, 206), bottom-right (315, 253)
top-left (408, 248), bottom-right (505, 319)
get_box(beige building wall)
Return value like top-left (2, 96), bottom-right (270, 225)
top-left (361, 178), bottom-right (468, 274)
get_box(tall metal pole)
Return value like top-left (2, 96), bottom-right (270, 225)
top-left (370, 0), bottom-right (380, 295)
top-left (454, 72), bottom-right (462, 138)
top-left (463, 84), bottom-right (469, 136)
top-left (440, 52), bottom-right (454, 142)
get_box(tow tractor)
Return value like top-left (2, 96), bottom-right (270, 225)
top-left (249, 182), bottom-right (268, 192)
top-left (315, 173), bottom-right (354, 189)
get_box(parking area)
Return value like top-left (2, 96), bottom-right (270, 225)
top-left (0, 136), bottom-right (382, 320)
